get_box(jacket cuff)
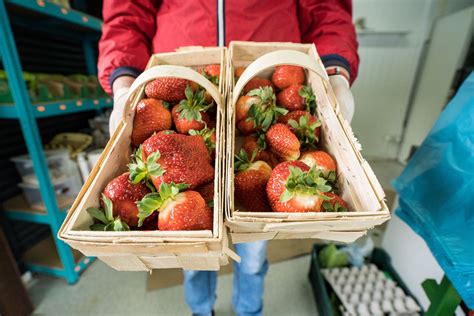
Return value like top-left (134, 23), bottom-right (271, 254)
top-left (321, 54), bottom-right (351, 79)
top-left (109, 66), bottom-right (142, 90)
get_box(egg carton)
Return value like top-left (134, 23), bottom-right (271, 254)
top-left (321, 264), bottom-right (421, 316)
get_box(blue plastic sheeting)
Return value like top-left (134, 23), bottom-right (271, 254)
top-left (393, 72), bottom-right (474, 308)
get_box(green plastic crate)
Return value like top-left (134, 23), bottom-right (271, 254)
top-left (308, 245), bottom-right (423, 315)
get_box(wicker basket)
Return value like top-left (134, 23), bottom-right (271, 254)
top-left (59, 47), bottom-right (239, 271)
top-left (225, 41), bottom-right (390, 244)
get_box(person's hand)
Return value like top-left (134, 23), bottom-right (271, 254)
top-left (109, 76), bottom-right (135, 136)
top-left (328, 74), bottom-right (355, 123)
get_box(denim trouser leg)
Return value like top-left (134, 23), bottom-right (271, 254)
top-left (232, 240), bottom-right (269, 316)
top-left (183, 240), bottom-right (268, 316)
top-left (183, 270), bottom-right (217, 316)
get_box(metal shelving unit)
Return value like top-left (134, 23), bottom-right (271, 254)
top-left (0, 0), bottom-right (108, 283)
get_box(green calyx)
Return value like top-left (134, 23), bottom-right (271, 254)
top-left (128, 145), bottom-right (164, 191)
top-left (87, 194), bottom-right (130, 231)
top-left (176, 85), bottom-right (213, 123)
top-left (189, 127), bottom-right (216, 154)
top-left (246, 87), bottom-right (288, 132)
top-left (279, 166), bottom-right (333, 203)
top-left (322, 200), bottom-right (348, 212)
top-left (234, 148), bottom-right (257, 172)
top-left (287, 114), bottom-right (321, 147)
top-left (255, 132), bottom-right (267, 150)
top-left (299, 85), bottom-right (317, 114)
top-left (136, 182), bottom-right (189, 227)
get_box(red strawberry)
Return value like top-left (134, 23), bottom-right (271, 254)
top-left (237, 119), bottom-right (257, 136)
top-left (236, 87), bottom-right (288, 135)
top-left (266, 123), bottom-right (300, 161)
top-left (145, 78), bottom-right (192, 103)
top-left (200, 64), bottom-right (221, 85)
top-left (234, 67), bottom-right (246, 79)
top-left (129, 133), bottom-right (214, 190)
top-left (299, 150), bottom-right (336, 179)
top-left (189, 127), bottom-right (217, 159)
top-left (137, 183), bottom-right (213, 230)
top-left (172, 104), bottom-right (210, 134)
top-left (271, 65), bottom-right (305, 90)
top-left (99, 172), bottom-right (150, 227)
top-left (234, 149), bottom-right (272, 211)
top-left (243, 77), bottom-right (275, 95)
top-left (322, 192), bottom-right (348, 212)
top-left (241, 134), bottom-right (273, 165)
top-left (277, 85), bottom-right (316, 113)
top-left (236, 95), bottom-right (260, 122)
top-left (196, 181), bottom-right (214, 205)
top-left (278, 110), bottom-right (321, 146)
top-left (131, 98), bottom-right (172, 147)
top-left (266, 161), bottom-right (332, 213)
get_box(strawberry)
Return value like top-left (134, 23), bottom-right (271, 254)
top-left (234, 66), bottom-right (246, 79)
top-left (196, 181), bottom-right (214, 207)
top-left (172, 85), bottom-right (212, 134)
top-left (234, 149), bottom-right (272, 211)
top-left (241, 134), bottom-right (271, 164)
top-left (277, 85), bottom-right (316, 113)
top-left (266, 161), bottom-right (333, 213)
top-left (189, 127), bottom-right (217, 159)
top-left (87, 194), bottom-right (131, 231)
top-left (236, 95), bottom-right (260, 122)
top-left (322, 192), bottom-right (348, 212)
top-left (200, 64), bottom-right (221, 85)
top-left (172, 104), bottom-right (210, 134)
top-left (89, 172), bottom-right (151, 228)
top-left (271, 65), bottom-right (305, 90)
top-left (131, 98), bottom-right (172, 147)
top-left (145, 78), bottom-right (192, 103)
top-left (129, 133), bottom-right (214, 190)
top-left (236, 87), bottom-right (287, 135)
top-left (243, 77), bottom-right (275, 95)
top-left (266, 123), bottom-right (300, 161)
top-left (237, 119), bottom-right (257, 136)
top-left (299, 150), bottom-right (336, 181)
top-left (278, 110), bottom-right (321, 147)
top-left (137, 182), bottom-right (213, 230)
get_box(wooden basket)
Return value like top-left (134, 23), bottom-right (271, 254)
top-left (225, 41), bottom-right (390, 244)
top-left (59, 47), bottom-right (239, 271)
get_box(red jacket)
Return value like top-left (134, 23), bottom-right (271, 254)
top-left (98, 0), bottom-right (359, 95)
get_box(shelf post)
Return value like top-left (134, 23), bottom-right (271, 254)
top-left (0, 0), bottom-right (78, 284)
top-left (83, 37), bottom-right (97, 75)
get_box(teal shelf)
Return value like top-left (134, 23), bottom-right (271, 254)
top-left (6, 0), bottom-right (102, 32)
top-left (2, 194), bottom-right (70, 224)
top-left (0, 97), bottom-right (113, 119)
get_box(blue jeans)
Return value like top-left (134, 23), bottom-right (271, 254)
top-left (183, 241), bottom-right (268, 316)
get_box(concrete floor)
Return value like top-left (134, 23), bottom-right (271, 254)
top-left (28, 255), bottom-right (317, 316)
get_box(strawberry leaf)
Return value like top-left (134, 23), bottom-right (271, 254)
top-left (280, 190), bottom-right (294, 203)
top-left (90, 223), bottom-right (106, 231)
top-left (86, 207), bottom-right (108, 225)
top-left (102, 194), bottom-right (114, 221)
top-left (128, 146), bottom-right (163, 189)
top-left (299, 86), bottom-right (317, 114)
top-left (137, 192), bottom-right (162, 227)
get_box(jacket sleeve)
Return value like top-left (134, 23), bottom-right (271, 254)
top-left (98, 1), bottom-right (159, 95)
top-left (297, 0), bottom-right (359, 84)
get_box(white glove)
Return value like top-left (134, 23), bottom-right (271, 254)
top-left (329, 75), bottom-right (355, 123)
top-left (109, 86), bottom-right (130, 137)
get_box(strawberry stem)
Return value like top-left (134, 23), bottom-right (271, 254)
top-left (280, 166), bottom-right (333, 203)
top-left (87, 194), bottom-right (130, 231)
top-left (128, 145), bottom-right (164, 191)
top-left (136, 182), bottom-right (189, 227)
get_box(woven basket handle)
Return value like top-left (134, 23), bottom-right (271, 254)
top-left (232, 50), bottom-right (329, 105)
top-left (123, 65), bottom-right (223, 118)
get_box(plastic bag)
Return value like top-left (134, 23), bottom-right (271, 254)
top-left (393, 72), bottom-right (474, 308)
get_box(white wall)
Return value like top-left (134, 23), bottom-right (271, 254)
top-left (351, 0), bottom-right (433, 159)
